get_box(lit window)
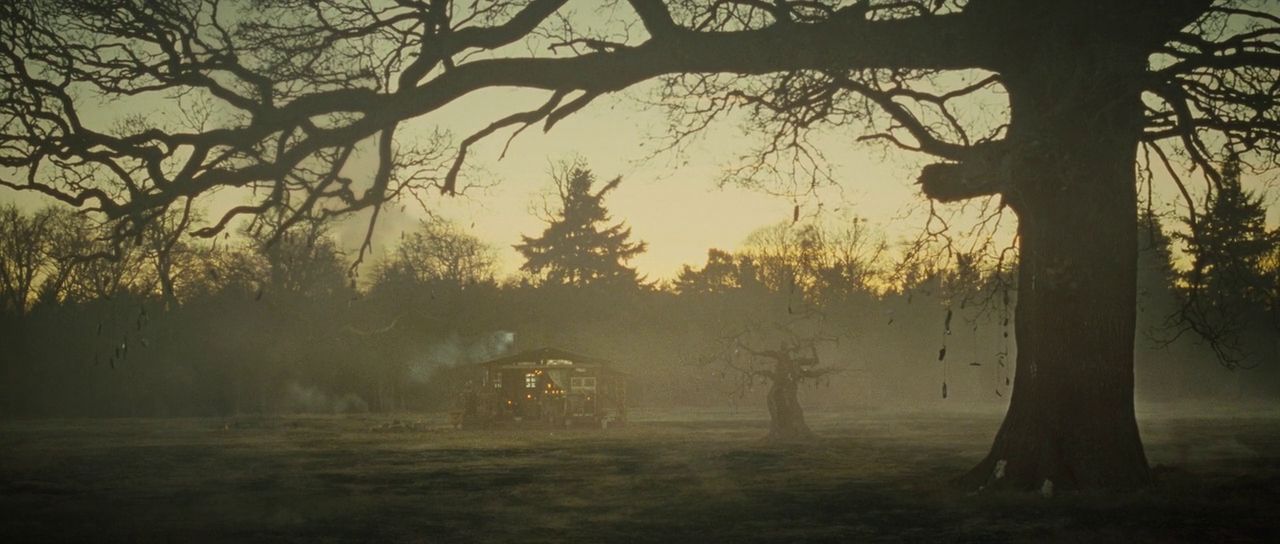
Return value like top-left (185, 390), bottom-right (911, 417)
top-left (493, 374), bottom-right (502, 389)
top-left (525, 373), bottom-right (538, 389)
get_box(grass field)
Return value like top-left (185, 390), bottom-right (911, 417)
top-left (2, 406), bottom-right (1279, 542)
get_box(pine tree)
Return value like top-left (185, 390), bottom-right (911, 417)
top-left (1176, 153), bottom-right (1279, 365)
top-left (515, 165), bottom-right (646, 287)
top-left (1136, 209), bottom-right (1178, 319)
top-left (1179, 154), bottom-right (1274, 308)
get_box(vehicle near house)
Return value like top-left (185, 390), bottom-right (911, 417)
top-left (449, 347), bottom-right (627, 429)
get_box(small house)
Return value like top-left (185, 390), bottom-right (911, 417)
top-left (451, 347), bottom-right (627, 429)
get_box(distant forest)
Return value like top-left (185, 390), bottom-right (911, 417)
top-left (2, 165), bottom-right (1277, 418)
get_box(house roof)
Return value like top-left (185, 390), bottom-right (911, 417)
top-left (472, 347), bottom-right (620, 372)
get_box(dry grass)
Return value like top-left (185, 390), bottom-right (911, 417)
top-left (2, 406), bottom-right (1278, 542)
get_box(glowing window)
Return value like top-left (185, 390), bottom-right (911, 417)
top-left (493, 374), bottom-right (502, 389)
top-left (525, 373), bottom-right (538, 389)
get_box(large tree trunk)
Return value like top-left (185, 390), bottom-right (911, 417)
top-left (766, 365), bottom-right (813, 442)
top-left (959, 41), bottom-right (1150, 491)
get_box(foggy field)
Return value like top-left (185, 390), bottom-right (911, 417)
top-left (2, 406), bottom-right (1279, 543)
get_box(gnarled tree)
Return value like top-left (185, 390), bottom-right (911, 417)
top-left (704, 316), bottom-right (838, 443)
top-left (1, 0), bottom-right (1277, 490)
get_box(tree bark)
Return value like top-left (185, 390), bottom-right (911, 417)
top-left (766, 364), bottom-right (813, 442)
top-left (959, 38), bottom-right (1151, 491)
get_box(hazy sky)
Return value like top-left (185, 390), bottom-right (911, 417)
top-left (329, 80), bottom-right (1278, 280)
top-left (337, 82), bottom-right (933, 280)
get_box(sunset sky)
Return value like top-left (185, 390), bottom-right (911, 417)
top-left (336, 82), bottom-right (934, 280)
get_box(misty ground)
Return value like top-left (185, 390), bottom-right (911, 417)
top-left (2, 405), bottom-right (1278, 543)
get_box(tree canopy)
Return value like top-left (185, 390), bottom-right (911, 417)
top-left (0, 1), bottom-right (1270, 244)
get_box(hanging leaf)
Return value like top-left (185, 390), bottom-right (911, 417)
top-left (942, 381), bottom-right (949, 399)
top-left (938, 347), bottom-right (947, 361)
top-left (944, 308), bottom-right (953, 335)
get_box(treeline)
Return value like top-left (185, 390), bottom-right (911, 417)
top-left (1, 165), bottom-right (1277, 417)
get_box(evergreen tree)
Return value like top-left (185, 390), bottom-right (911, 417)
top-left (515, 165), bottom-right (646, 287)
top-left (1179, 155), bottom-right (1274, 304)
top-left (1176, 154), bottom-right (1278, 364)
top-left (1177, 154), bottom-right (1269, 300)
top-left (1136, 209), bottom-right (1179, 321)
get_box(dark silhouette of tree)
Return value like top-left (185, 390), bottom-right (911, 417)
top-left (725, 220), bottom-right (886, 301)
top-left (673, 249), bottom-right (764, 295)
top-left (33, 209), bottom-right (94, 307)
top-left (1135, 210), bottom-right (1180, 334)
top-left (0, 206), bottom-right (51, 317)
top-left (141, 205), bottom-right (198, 311)
top-left (703, 314), bottom-right (838, 442)
top-left (1, 0), bottom-right (1277, 490)
top-left (1131, 210), bottom-right (1221, 400)
top-left (1175, 154), bottom-right (1279, 365)
top-left (246, 218), bottom-right (350, 300)
top-left (373, 216), bottom-right (496, 289)
top-left (515, 164), bottom-right (647, 287)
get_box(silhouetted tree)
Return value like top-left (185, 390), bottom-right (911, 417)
top-left (373, 216), bottom-right (496, 289)
top-left (673, 249), bottom-right (764, 295)
top-left (0, 205), bottom-right (58, 317)
top-left (732, 220), bottom-right (887, 304)
top-left (248, 220), bottom-right (350, 300)
top-left (141, 205), bottom-right (198, 311)
top-left (1135, 210), bottom-right (1181, 334)
top-left (33, 209), bottom-right (94, 307)
top-left (516, 164), bottom-right (647, 287)
top-left (704, 314), bottom-right (838, 442)
top-left (1175, 154), bottom-right (1278, 365)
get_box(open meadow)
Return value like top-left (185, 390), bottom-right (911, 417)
top-left (2, 406), bottom-right (1279, 543)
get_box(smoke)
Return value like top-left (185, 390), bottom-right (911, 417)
top-left (408, 330), bottom-right (516, 383)
top-left (282, 382), bottom-right (370, 414)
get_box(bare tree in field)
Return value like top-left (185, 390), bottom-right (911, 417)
top-left (2, 0), bottom-right (1277, 490)
top-left (705, 318), bottom-right (838, 443)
